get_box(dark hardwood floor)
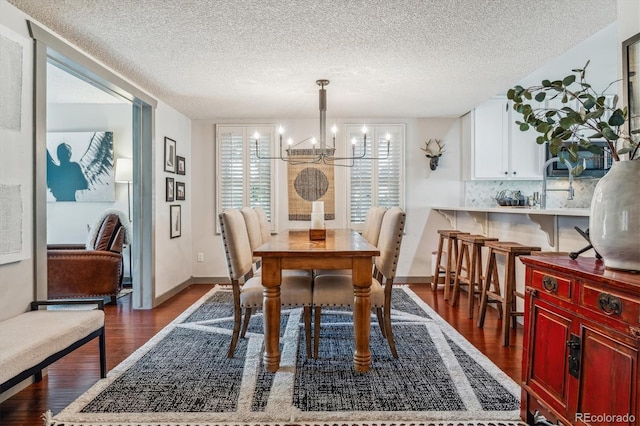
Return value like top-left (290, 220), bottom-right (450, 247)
top-left (0, 283), bottom-right (522, 426)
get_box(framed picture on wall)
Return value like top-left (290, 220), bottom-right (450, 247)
top-left (170, 205), bottom-right (181, 238)
top-left (622, 33), bottom-right (640, 150)
top-left (166, 177), bottom-right (174, 202)
top-left (176, 181), bottom-right (185, 200)
top-left (176, 156), bottom-right (186, 175)
top-left (164, 137), bottom-right (176, 173)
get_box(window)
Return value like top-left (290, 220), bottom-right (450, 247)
top-left (346, 124), bottom-right (405, 227)
top-left (215, 125), bottom-right (275, 232)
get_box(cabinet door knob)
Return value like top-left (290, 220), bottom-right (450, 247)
top-left (504, 171), bottom-right (508, 175)
top-left (598, 293), bottom-right (622, 316)
top-left (542, 276), bottom-right (558, 293)
top-left (513, 171), bottom-right (517, 175)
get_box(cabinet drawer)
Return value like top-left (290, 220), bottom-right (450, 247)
top-left (580, 284), bottom-right (640, 325)
top-left (530, 270), bottom-right (572, 301)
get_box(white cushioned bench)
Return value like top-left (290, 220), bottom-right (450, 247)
top-left (0, 300), bottom-right (106, 393)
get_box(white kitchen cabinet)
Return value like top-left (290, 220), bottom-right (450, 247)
top-left (472, 97), bottom-right (543, 180)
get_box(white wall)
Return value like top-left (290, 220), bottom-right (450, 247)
top-left (190, 116), bottom-right (464, 281)
top-left (46, 103), bottom-right (132, 244)
top-left (155, 101), bottom-right (193, 299)
top-left (0, 1), bottom-right (34, 321)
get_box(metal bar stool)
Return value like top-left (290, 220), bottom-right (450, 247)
top-left (477, 240), bottom-right (541, 346)
top-left (431, 230), bottom-right (469, 300)
top-left (450, 234), bottom-right (498, 318)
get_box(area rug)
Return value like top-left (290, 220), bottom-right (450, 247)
top-left (47, 285), bottom-right (524, 426)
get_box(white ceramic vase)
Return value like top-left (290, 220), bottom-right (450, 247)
top-left (589, 160), bottom-right (640, 271)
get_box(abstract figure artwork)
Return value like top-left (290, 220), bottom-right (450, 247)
top-left (46, 132), bottom-right (115, 202)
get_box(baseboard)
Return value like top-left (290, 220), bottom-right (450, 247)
top-left (396, 276), bottom-right (430, 284)
top-left (154, 278), bottom-right (194, 307)
top-left (190, 276), bottom-right (230, 284)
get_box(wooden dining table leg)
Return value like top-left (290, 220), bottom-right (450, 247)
top-left (261, 257), bottom-right (282, 373)
top-left (352, 256), bottom-right (372, 372)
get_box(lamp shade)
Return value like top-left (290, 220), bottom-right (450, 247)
top-left (115, 158), bottom-right (133, 183)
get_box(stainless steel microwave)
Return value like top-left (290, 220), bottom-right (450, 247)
top-left (545, 141), bottom-right (612, 178)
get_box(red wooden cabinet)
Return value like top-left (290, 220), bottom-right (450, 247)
top-left (521, 256), bottom-right (639, 426)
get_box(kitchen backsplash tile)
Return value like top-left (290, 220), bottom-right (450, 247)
top-left (465, 179), bottom-right (599, 209)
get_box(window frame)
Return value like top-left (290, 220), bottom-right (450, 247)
top-left (215, 124), bottom-right (277, 234)
top-left (345, 123), bottom-right (405, 230)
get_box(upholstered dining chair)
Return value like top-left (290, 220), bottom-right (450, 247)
top-left (314, 205), bottom-right (387, 277)
top-left (219, 209), bottom-right (314, 358)
top-left (312, 207), bottom-right (405, 358)
top-left (253, 207), bottom-right (271, 245)
top-left (242, 206), bottom-right (311, 279)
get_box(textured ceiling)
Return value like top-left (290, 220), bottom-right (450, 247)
top-left (7, 0), bottom-right (617, 120)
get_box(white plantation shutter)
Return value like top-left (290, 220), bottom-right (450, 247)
top-left (249, 133), bottom-right (272, 218)
top-left (216, 125), bottom-right (275, 232)
top-left (347, 124), bottom-right (404, 227)
top-left (218, 130), bottom-right (244, 211)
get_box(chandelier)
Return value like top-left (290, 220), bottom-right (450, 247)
top-left (253, 80), bottom-right (391, 167)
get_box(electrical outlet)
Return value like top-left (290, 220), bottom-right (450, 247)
top-left (197, 252), bottom-right (204, 262)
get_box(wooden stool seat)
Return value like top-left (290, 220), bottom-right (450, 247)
top-left (477, 241), bottom-right (541, 346)
top-left (450, 234), bottom-right (498, 318)
top-left (431, 230), bottom-right (470, 300)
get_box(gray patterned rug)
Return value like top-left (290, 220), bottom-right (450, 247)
top-left (47, 285), bottom-right (524, 426)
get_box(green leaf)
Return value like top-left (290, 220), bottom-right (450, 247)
top-left (586, 144), bottom-right (603, 154)
top-left (588, 132), bottom-right (603, 139)
top-left (536, 123), bottom-right (551, 133)
top-left (612, 94), bottom-right (618, 108)
top-left (608, 110), bottom-right (625, 126)
top-left (536, 136), bottom-right (546, 144)
top-left (561, 94), bottom-right (568, 103)
top-left (563, 75), bottom-right (576, 86)
top-left (534, 92), bottom-right (546, 102)
top-left (559, 116), bottom-right (575, 129)
top-left (524, 91), bottom-right (532, 100)
top-left (507, 88), bottom-right (515, 100)
top-left (617, 146), bottom-right (632, 155)
top-left (602, 127), bottom-right (618, 140)
top-left (542, 79), bottom-right (551, 87)
top-left (583, 98), bottom-right (595, 110)
top-left (549, 142), bottom-right (563, 155)
top-left (519, 123), bottom-right (530, 131)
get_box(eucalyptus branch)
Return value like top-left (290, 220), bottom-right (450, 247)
top-left (507, 60), bottom-right (637, 162)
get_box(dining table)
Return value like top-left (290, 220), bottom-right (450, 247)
top-left (253, 228), bottom-right (380, 373)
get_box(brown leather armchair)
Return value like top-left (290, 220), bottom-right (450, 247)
top-left (48, 212), bottom-right (127, 304)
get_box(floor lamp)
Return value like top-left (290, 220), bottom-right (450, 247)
top-left (115, 158), bottom-right (133, 286)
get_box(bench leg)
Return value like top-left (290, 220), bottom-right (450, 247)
top-left (99, 328), bottom-right (107, 378)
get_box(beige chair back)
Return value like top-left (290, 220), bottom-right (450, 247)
top-left (254, 207), bottom-right (271, 244)
top-left (241, 207), bottom-right (262, 263)
top-left (375, 207), bottom-right (405, 280)
top-left (219, 209), bottom-right (253, 280)
top-left (362, 206), bottom-right (387, 246)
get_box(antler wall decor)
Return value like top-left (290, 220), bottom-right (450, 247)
top-left (421, 139), bottom-right (445, 170)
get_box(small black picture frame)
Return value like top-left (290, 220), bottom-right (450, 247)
top-left (176, 156), bottom-right (186, 175)
top-left (170, 205), bottom-right (181, 238)
top-left (176, 181), bottom-right (185, 200)
top-left (166, 177), bottom-right (174, 202)
top-left (164, 137), bottom-right (176, 173)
